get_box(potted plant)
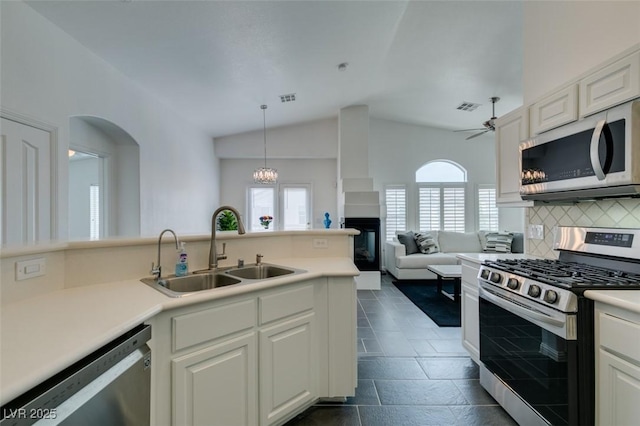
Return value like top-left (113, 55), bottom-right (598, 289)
top-left (217, 210), bottom-right (238, 231)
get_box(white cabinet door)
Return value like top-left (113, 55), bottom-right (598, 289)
top-left (172, 332), bottom-right (258, 426)
top-left (461, 281), bottom-right (480, 363)
top-left (260, 313), bottom-right (316, 426)
top-left (461, 261), bottom-right (480, 364)
top-left (580, 50), bottom-right (640, 117)
top-left (597, 349), bottom-right (640, 426)
top-left (1, 117), bottom-right (54, 244)
top-left (494, 107), bottom-right (533, 206)
top-left (530, 85), bottom-right (578, 135)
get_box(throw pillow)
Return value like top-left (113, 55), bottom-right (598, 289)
top-left (397, 231), bottom-right (420, 255)
top-left (483, 232), bottom-right (514, 253)
top-left (414, 232), bottom-right (439, 254)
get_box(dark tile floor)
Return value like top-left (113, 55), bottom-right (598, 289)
top-left (285, 273), bottom-right (517, 426)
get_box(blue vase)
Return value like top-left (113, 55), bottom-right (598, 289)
top-left (323, 212), bottom-right (332, 229)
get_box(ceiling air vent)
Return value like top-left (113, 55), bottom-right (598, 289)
top-left (280, 93), bottom-right (296, 103)
top-left (456, 102), bottom-right (481, 112)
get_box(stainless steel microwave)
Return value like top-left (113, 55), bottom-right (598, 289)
top-left (520, 100), bottom-right (640, 201)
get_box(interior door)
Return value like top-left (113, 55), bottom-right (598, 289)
top-left (1, 117), bottom-right (54, 244)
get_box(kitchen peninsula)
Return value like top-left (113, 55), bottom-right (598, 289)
top-left (0, 229), bottom-right (359, 425)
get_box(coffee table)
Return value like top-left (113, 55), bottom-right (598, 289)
top-left (426, 264), bottom-right (462, 302)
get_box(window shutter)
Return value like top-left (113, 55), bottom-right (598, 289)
top-left (442, 186), bottom-right (465, 232)
top-left (385, 186), bottom-right (406, 240)
top-left (478, 186), bottom-right (499, 231)
top-left (418, 187), bottom-right (441, 231)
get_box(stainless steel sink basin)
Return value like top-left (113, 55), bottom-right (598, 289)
top-left (141, 273), bottom-right (241, 297)
top-left (225, 264), bottom-right (297, 280)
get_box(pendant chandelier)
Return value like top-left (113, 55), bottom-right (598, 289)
top-left (253, 104), bottom-right (278, 184)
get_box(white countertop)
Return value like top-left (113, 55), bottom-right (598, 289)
top-left (0, 257), bottom-right (358, 405)
top-left (585, 290), bottom-right (640, 315)
top-left (456, 252), bottom-right (542, 264)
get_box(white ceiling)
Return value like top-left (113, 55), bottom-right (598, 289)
top-left (25, 0), bottom-right (523, 139)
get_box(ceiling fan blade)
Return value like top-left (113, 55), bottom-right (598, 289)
top-left (454, 128), bottom-right (486, 132)
top-left (465, 129), bottom-right (490, 140)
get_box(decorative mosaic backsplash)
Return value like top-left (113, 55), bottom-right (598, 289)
top-left (526, 198), bottom-right (640, 258)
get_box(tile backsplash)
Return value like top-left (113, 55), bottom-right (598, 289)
top-left (526, 198), bottom-right (640, 258)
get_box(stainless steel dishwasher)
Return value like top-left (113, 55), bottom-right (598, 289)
top-left (1, 324), bottom-right (151, 426)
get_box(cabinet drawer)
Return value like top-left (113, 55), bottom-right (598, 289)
top-left (259, 284), bottom-right (314, 325)
top-left (599, 312), bottom-right (640, 361)
top-left (173, 299), bottom-right (257, 352)
top-left (580, 50), bottom-right (640, 117)
top-left (461, 263), bottom-right (480, 286)
top-left (530, 84), bottom-right (578, 135)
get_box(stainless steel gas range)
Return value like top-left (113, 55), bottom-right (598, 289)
top-left (477, 226), bottom-right (640, 426)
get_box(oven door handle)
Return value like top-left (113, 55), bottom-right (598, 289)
top-left (479, 285), bottom-right (565, 327)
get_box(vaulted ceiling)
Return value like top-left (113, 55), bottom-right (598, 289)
top-left (26, 0), bottom-right (523, 138)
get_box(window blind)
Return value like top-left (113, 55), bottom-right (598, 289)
top-left (478, 186), bottom-right (499, 231)
top-left (418, 184), bottom-right (465, 232)
top-left (385, 186), bottom-right (406, 240)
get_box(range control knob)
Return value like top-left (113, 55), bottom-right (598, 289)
top-left (528, 285), bottom-right (541, 298)
top-left (490, 272), bottom-right (503, 284)
top-left (544, 290), bottom-right (558, 304)
top-left (480, 269), bottom-right (491, 280)
top-left (506, 278), bottom-right (520, 290)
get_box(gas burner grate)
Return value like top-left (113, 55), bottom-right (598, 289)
top-left (486, 259), bottom-right (640, 289)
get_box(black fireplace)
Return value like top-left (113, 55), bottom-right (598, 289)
top-left (344, 218), bottom-right (380, 271)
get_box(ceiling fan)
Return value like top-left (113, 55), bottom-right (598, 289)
top-left (455, 96), bottom-right (500, 140)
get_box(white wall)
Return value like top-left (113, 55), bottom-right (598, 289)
top-left (219, 159), bottom-right (337, 229)
top-left (215, 118), bottom-right (337, 159)
top-left (369, 118), bottom-right (523, 232)
top-left (1, 2), bottom-right (219, 239)
top-left (523, 0), bottom-right (640, 103)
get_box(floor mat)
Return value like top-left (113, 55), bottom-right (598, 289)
top-left (393, 279), bottom-right (461, 327)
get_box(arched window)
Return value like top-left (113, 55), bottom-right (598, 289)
top-left (416, 160), bottom-right (467, 232)
top-left (416, 160), bottom-right (466, 183)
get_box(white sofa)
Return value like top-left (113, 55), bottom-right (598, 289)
top-left (385, 230), bottom-right (523, 280)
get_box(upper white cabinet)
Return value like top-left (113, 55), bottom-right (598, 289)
top-left (494, 106), bottom-right (533, 206)
top-left (580, 50), bottom-right (640, 118)
top-left (530, 84), bottom-right (578, 135)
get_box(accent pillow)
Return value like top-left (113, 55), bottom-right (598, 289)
top-left (483, 232), bottom-right (514, 253)
top-left (397, 231), bottom-right (420, 255)
top-left (414, 232), bottom-right (440, 254)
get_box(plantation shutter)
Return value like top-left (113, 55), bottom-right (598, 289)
top-left (418, 186), bottom-right (441, 231)
top-left (478, 185), bottom-right (499, 231)
top-left (385, 186), bottom-right (406, 241)
top-left (442, 186), bottom-right (466, 232)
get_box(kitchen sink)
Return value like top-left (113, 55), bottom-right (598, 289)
top-left (141, 273), bottom-right (241, 297)
top-left (142, 263), bottom-right (306, 297)
top-left (225, 264), bottom-right (296, 280)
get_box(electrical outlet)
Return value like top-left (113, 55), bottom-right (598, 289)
top-left (528, 224), bottom-right (544, 240)
top-left (313, 238), bottom-right (328, 249)
top-left (16, 258), bottom-right (46, 280)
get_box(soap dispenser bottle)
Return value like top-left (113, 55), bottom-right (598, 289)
top-left (175, 242), bottom-right (189, 277)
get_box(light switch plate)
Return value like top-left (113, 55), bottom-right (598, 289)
top-left (16, 258), bottom-right (46, 280)
top-left (528, 224), bottom-right (544, 240)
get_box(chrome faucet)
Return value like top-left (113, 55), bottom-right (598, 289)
top-left (209, 206), bottom-right (246, 269)
top-left (151, 229), bottom-right (180, 279)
